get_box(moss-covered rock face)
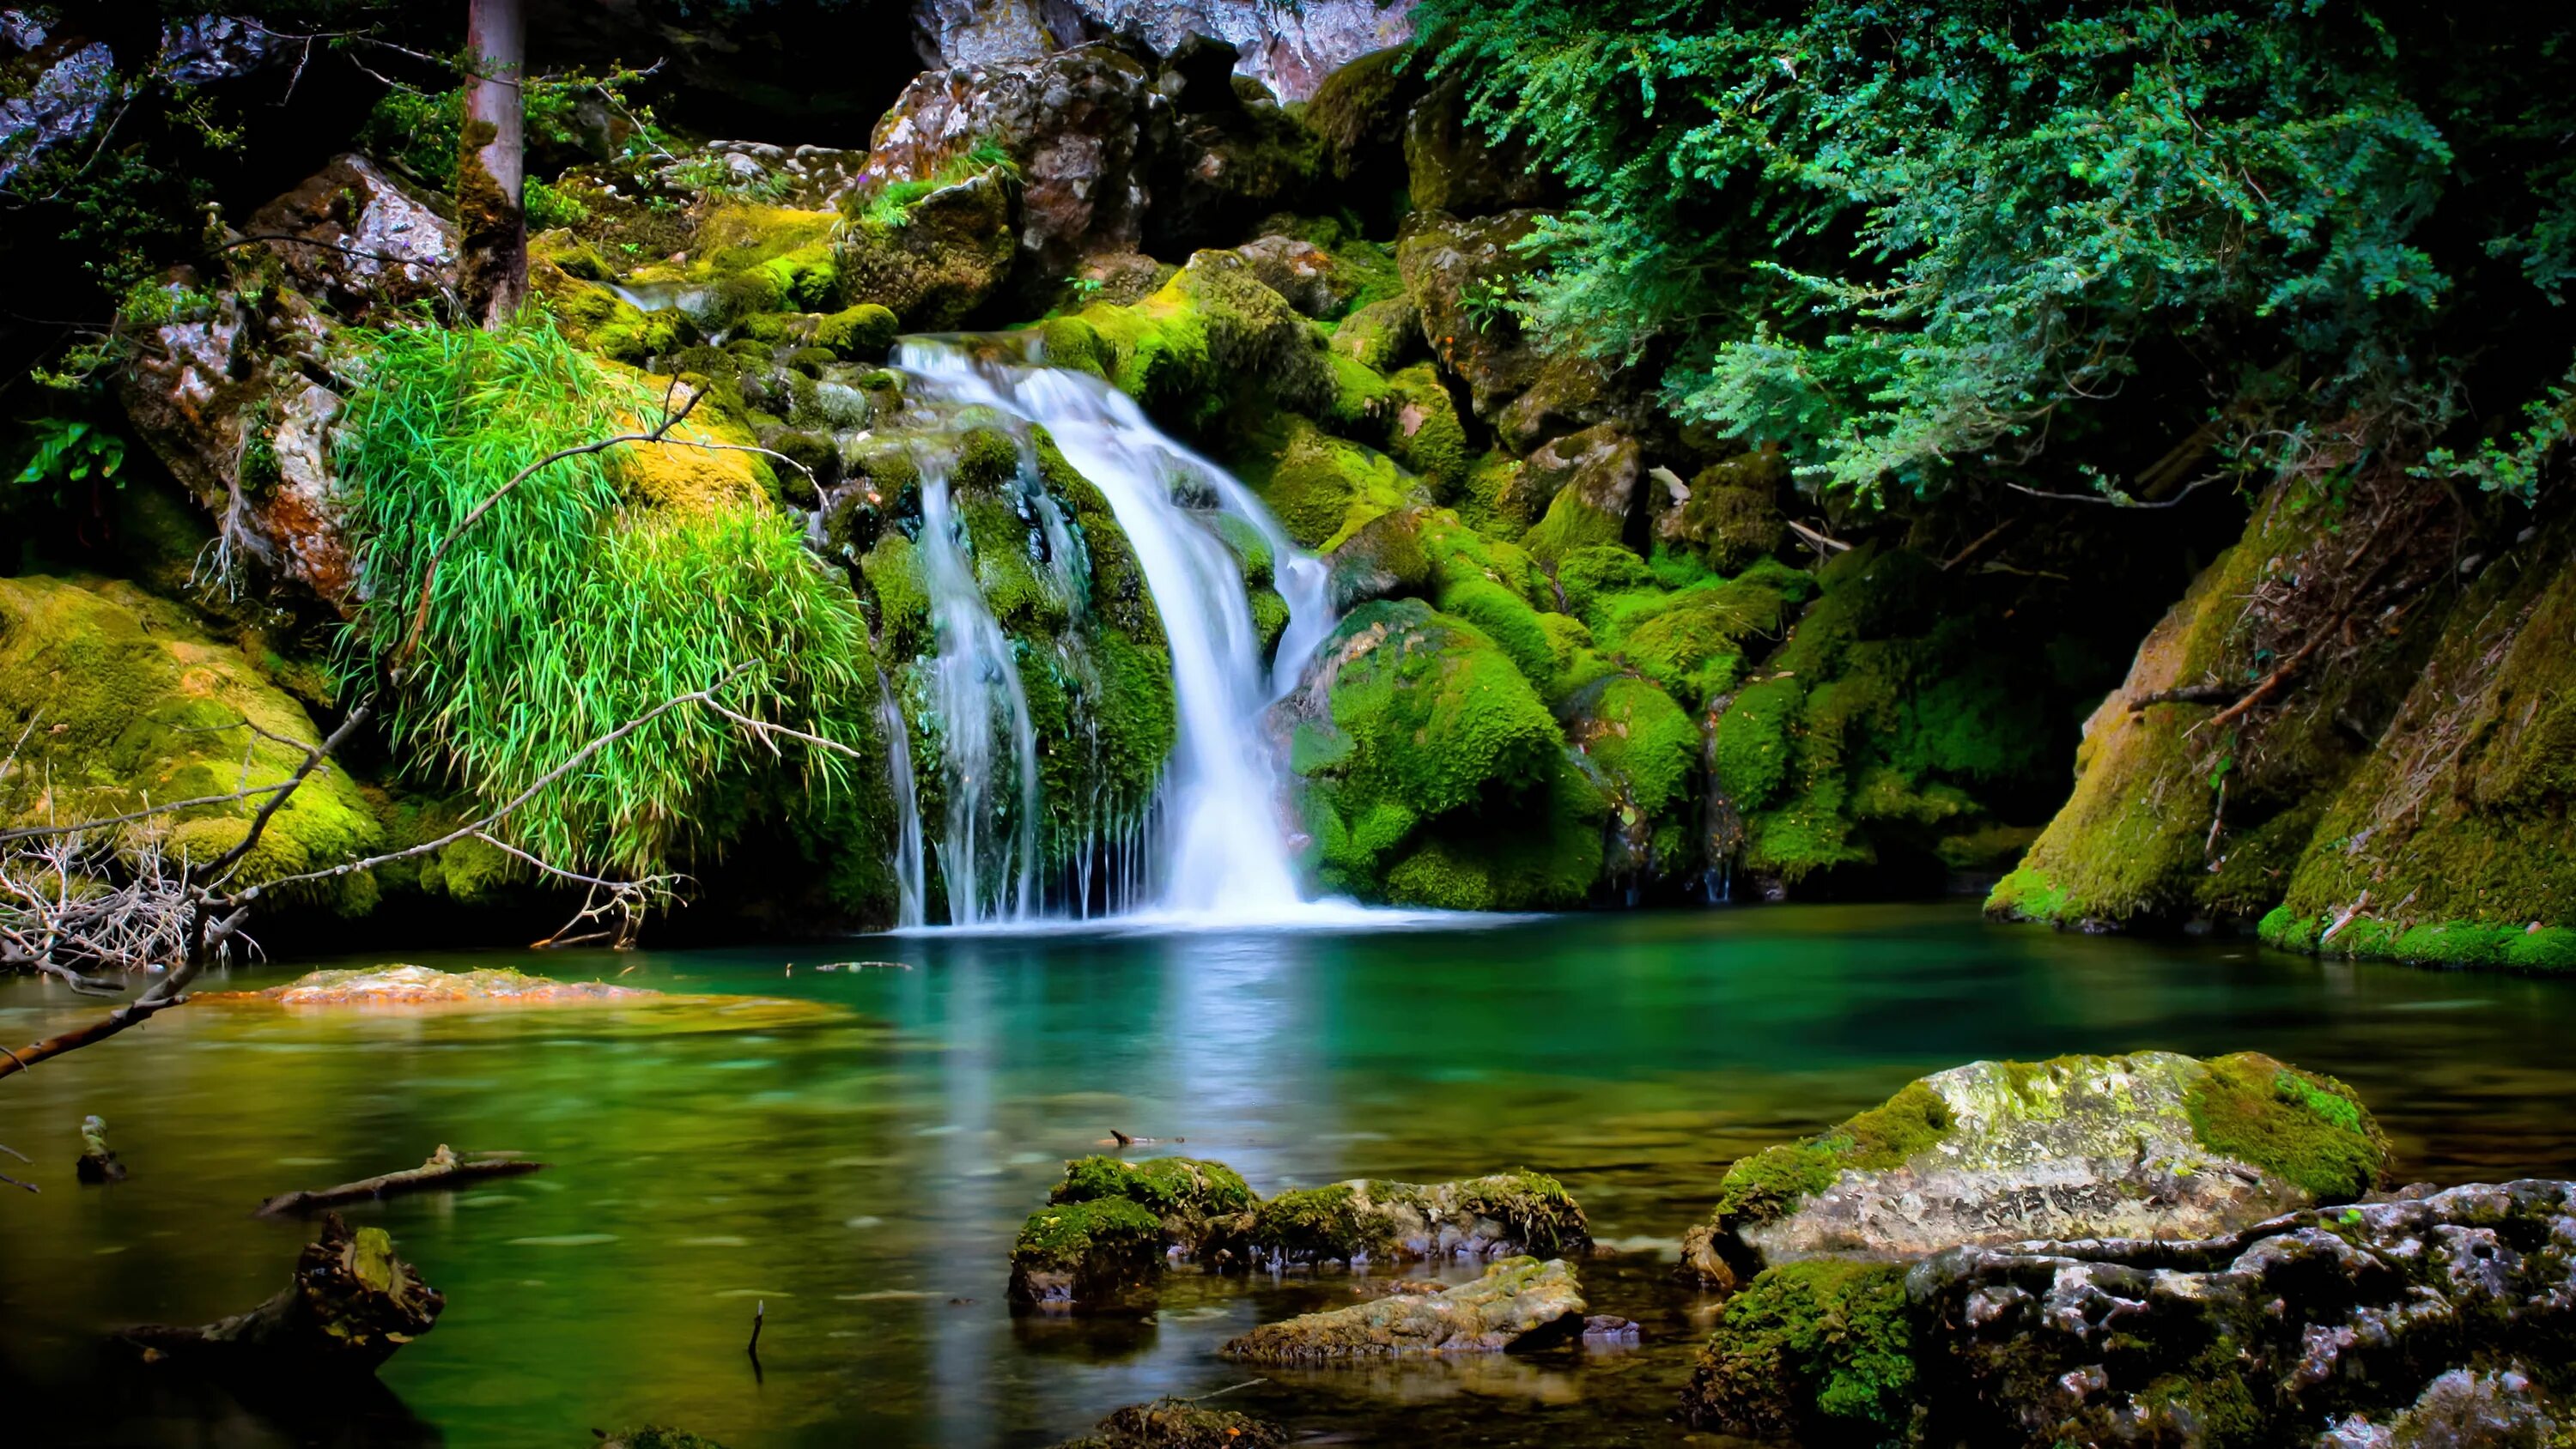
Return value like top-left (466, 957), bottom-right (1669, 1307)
top-left (1673, 451), bottom-right (1789, 574)
top-left (1403, 75), bottom-right (1554, 219)
top-left (1680, 1052), bottom-right (2388, 1288)
top-left (1519, 424), bottom-right (1644, 564)
top-left (1061, 250), bottom-right (1335, 435)
top-left (1218, 1255), bottom-right (1587, 1364)
top-left (1048, 1155), bottom-right (1255, 1254)
top-left (1274, 597), bottom-right (1601, 906)
top-left (1682, 1259), bottom-right (1917, 1445)
top-left (1240, 415), bottom-right (1426, 553)
top-left (833, 170), bottom-right (1016, 330)
top-left (0, 575), bottom-right (384, 912)
top-left (1006, 1197), bottom-right (1165, 1309)
top-left (1398, 209), bottom-right (1552, 423)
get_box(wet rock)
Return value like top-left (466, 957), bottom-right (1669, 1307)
top-left (1008, 1155), bottom-right (1255, 1309)
top-left (246, 154), bottom-right (456, 322)
top-left (910, 0), bottom-right (1420, 102)
top-left (2319, 1368), bottom-right (2568, 1449)
top-left (1494, 352), bottom-right (1626, 458)
top-left (1398, 209), bottom-right (1550, 422)
top-left (1047, 1398), bottom-right (1285, 1449)
top-left (1580, 1314), bottom-right (1642, 1346)
top-left (1, 15), bottom-right (276, 187)
top-left (1671, 451), bottom-right (1788, 574)
top-left (206, 965), bottom-right (657, 1009)
top-left (1679, 1051), bottom-right (2391, 1290)
top-left (1235, 234), bottom-right (1356, 318)
top-left (1242, 1170), bottom-right (1592, 1269)
top-left (598, 1430), bottom-right (728, 1449)
top-left (1218, 1255), bottom-right (1585, 1363)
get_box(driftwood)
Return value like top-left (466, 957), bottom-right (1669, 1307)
top-left (121, 1212), bottom-right (444, 1375)
top-left (255, 1143), bottom-right (544, 1217)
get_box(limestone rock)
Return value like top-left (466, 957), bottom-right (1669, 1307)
top-left (909, 0), bottom-right (1419, 102)
top-left (1680, 1052), bottom-right (2391, 1289)
top-left (1218, 1256), bottom-right (1585, 1363)
top-left (246, 154), bottom-right (456, 321)
top-left (864, 43), bottom-right (1162, 301)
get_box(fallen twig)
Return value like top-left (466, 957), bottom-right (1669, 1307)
top-left (254, 1143), bottom-right (544, 1217)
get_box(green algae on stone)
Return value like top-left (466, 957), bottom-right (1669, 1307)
top-left (2183, 1051), bottom-right (2391, 1201)
top-left (1243, 1171), bottom-right (1591, 1266)
top-left (1049, 1155), bottom-right (1255, 1253)
top-left (1682, 1258), bottom-right (1917, 1446)
top-left (1006, 1197), bottom-right (1165, 1307)
top-left (814, 303), bottom-right (899, 361)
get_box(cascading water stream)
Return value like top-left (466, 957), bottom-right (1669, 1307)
top-left (890, 337), bottom-right (1343, 925)
top-left (909, 451), bottom-right (1043, 925)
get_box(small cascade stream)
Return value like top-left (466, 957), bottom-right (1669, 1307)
top-left (874, 336), bottom-right (1348, 928)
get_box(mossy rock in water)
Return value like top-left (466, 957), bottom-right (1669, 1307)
top-left (1007, 1197), bottom-right (1165, 1310)
top-left (1242, 1170), bottom-right (1590, 1268)
top-left (0, 574), bottom-right (385, 914)
top-left (1678, 1051), bottom-right (2389, 1288)
top-left (599, 1428), bottom-right (728, 1449)
top-left (1048, 1155), bottom-right (1254, 1255)
top-left (1218, 1255), bottom-right (1585, 1364)
top-left (1047, 1398), bottom-right (1285, 1449)
top-left (813, 303), bottom-right (899, 361)
top-left (1681, 1258), bottom-right (1917, 1445)
top-left (1070, 249), bottom-right (1334, 430)
top-left (1241, 414), bottom-right (1426, 554)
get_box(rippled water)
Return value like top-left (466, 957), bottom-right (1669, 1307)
top-left (5, 904), bottom-right (2574, 1447)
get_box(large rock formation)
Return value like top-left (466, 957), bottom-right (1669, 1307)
top-left (1685, 1179), bottom-right (2576, 1448)
top-left (908, 0), bottom-right (1419, 101)
top-left (1679, 1052), bottom-right (2392, 1290)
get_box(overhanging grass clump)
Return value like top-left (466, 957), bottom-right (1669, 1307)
top-left (334, 316), bottom-right (876, 882)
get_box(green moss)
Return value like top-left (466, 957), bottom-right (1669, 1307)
top-left (1377, 749), bottom-right (1607, 909)
top-left (1308, 600), bottom-right (1559, 820)
top-left (1712, 678), bottom-right (1803, 813)
top-left (1988, 866), bottom-right (2074, 923)
top-left (1711, 1081), bottom-right (1954, 1229)
top-left (862, 533), bottom-right (932, 661)
top-left (1244, 1184), bottom-right (1393, 1264)
top-left (1249, 587), bottom-right (1291, 658)
top-left (1037, 315), bottom-right (1107, 377)
top-left (1438, 578), bottom-right (1555, 687)
top-left (1074, 252), bottom-right (1334, 430)
top-left (1570, 675), bottom-right (1698, 822)
top-left (814, 303), bottom-right (898, 361)
top-left (1236, 415), bottom-right (1422, 551)
top-left (1331, 296), bottom-right (1421, 373)
top-left (2184, 1051), bottom-right (2391, 1201)
top-left (1686, 1259), bottom-right (1917, 1446)
top-left (1381, 364), bottom-right (1468, 500)
top-left (1052, 1155), bottom-right (1255, 1218)
top-left (0, 575), bottom-right (385, 913)
top-left (1321, 350), bottom-right (1392, 436)
top-left (1455, 1170), bottom-right (1589, 1258)
top-left (1010, 1197), bottom-right (1163, 1272)
top-left (1521, 475), bottom-right (1631, 564)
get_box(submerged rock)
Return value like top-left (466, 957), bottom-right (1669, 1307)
top-left (1683, 1179), bottom-right (2576, 1448)
top-left (1046, 1398), bottom-right (1285, 1449)
top-left (1218, 1255), bottom-right (1585, 1363)
top-left (207, 965), bottom-right (656, 1009)
top-left (1679, 1051), bottom-right (2391, 1288)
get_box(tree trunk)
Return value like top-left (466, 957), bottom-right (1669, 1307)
top-left (459, 0), bottom-right (527, 328)
top-left (120, 1213), bottom-right (445, 1375)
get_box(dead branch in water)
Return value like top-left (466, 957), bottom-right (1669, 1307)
top-left (255, 1143), bottom-right (544, 1217)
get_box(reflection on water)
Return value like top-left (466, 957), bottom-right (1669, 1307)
top-left (4, 904), bottom-right (2575, 1447)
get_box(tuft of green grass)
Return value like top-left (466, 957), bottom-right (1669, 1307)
top-left (333, 315), bottom-right (874, 882)
top-left (854, 139), bottom-right (1019, 229)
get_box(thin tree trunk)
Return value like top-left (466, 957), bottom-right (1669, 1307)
top-left (459, 0), bottom-right (527, 327)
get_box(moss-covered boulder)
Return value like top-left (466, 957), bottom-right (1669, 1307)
top-left (1047, 1399), bottom-right (1285, 1449)
top-left (1007, 1197), bottom-right (1165, 1310)
top-left (1381, 364), bottom-right (1469, 500)
top-left (1045, 1155), bottom-right (1255, 1258)
top-left (1242, 1170), bottom-right (1591, 1269)
top-left (1072, 251), bottom-right (1335, 431)
top-left (813, 303), bottom-right (899, 361)
top-left (1397, 209), bottom-right (1549, 421)
top-left (1234, 233), bottom-right (1357, 318)
top-left (1331, 295), bottom-right (1424, 373)
top-left (1403, 75), bottom-right (1554, 219)
top-left (1239, 414), bottom-right (1426, 553)
top-left (1560, 673), bottom-right (1701, 894)
top-left (1518, 424), bottom-right (1644, 564)
top-left (1672, 451), bottom-right (1789, 574)
top-left (834, 171), bottom-right (1016, 330)
top-left (1679, 1051), bottom-right (2391, 1289)
top-left (1218, 1256), bottom-right (1586, 1364)
top-left (0, 575), bottom-right (383, 911)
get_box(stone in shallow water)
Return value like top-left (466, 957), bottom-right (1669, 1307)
top-left (1045, 1397), bottom-right (1285, 1449)
top-left (1680, 1050), bottom-right (2391, 1288)
top-left (206, 964), bottom-right (655, 1009)
top-left (1218, 1255), bottom-right (1585, 1364)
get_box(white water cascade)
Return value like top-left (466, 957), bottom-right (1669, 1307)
top-left (886, 337), bottom-right (1345, 928)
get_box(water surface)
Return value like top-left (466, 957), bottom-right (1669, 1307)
top-left (5, 904), bottom-right (2573, 1446)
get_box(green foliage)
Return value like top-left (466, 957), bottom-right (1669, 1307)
top-left (524, 177), bottom-right (592, 231)
top-left (7, 418), bottom-right (125, 511)
top-left (856, 141), bottom-right (1018, 228)
top-left (333, 317), bottom-right (874, 883)
top-left (1419, 0), bottom-right (2576, 500)
top-left (2184, 1052), bottom-right (2390, 1201)
top-left (357, 86), bottom-right (464, 188)
top-left (1689, 1259), bottom-right (1918, 1445)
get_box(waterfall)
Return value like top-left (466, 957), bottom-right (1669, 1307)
top-left (910, 452), bottom-right (1042, 925)
top-left (884, 337), bottom-right (1343, 926)
top-left (878, 675), bottom-right (928, 930)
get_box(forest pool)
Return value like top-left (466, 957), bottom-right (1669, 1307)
top-left (6, 902), bottom-right (2576, 1447)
